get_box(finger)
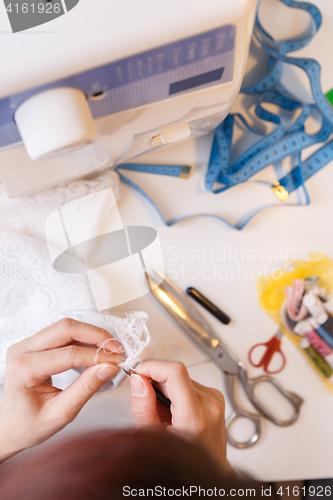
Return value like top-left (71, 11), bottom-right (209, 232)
top-left (191, 380), bottom-right (225, 405)
top-left (14, 318), bottom-right (124, 353)
top-left (10, 346), bottom-right (125, 387)
top-left (56, 363), bottom-right (119, 422)
top-left (151, 379), bottom-right (204, 401)
top-left (136, 360), bottom-right (199, 412)
top-left (130, 374), bottom-right (162, 427)
top-left (156, 403), bottom-right (172, 425)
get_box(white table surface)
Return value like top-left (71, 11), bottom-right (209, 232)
top-left (5, 0), bottom-right (333, 483)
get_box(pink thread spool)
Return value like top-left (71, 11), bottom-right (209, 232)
top-left (304, 329), bottom-right (332, 358)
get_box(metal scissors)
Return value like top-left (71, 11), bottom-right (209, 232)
top-left (248, 329), bottom-right (286, 374)
top-left (146, 270), bottom-right (303, 449)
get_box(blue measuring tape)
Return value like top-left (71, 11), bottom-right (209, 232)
top-left (116, 0), bottom-right (333, 230)
top-left (116, 163), bottom-right (191, 179)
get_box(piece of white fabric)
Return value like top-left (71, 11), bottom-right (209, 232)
top-left (0, 170), bottom-right (153, 387)
top-left (67, 310), bottom-right (156, 389)
top-left (83, 310), bottom-right (156, 370)
top-left (116, 311), bottom-right (156, 370)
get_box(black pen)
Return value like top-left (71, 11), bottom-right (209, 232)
top-left (123, 369), bottom-right (171, 409)
top-left (186, 287), bottom-right (231, 325)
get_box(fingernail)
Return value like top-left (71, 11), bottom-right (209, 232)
top-left (113, 340), bottom-right (124, 352)
top-left (131, 374), bottom-right (145, 396)
top-left (103, 340), bottom-right (124, 353)
top-left (96, 364), bottom-right (117, 381)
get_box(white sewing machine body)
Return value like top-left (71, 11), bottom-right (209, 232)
top-left (0, 0), bottom-right (258, 197)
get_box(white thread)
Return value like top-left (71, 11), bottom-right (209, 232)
top-left (79, 311), bottom-right (155, 373)
top-left (94, 338), bottom-right (123, 365)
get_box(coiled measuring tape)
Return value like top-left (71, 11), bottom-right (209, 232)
top-left (116, 0), bottom-right (333, 230)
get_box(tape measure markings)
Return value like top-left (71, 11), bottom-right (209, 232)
top-left (117, 163), bottom-right (191, 179)
top-left (116, 0), bottom-right (333, 230)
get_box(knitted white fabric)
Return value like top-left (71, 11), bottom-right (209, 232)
top-left (0, 170), bottom-right (154, 386)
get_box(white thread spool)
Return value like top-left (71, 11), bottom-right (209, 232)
top-left (15, 87), bottom-right (97, 161)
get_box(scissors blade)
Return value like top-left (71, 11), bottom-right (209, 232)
top-left (146, 270), bottom-right (239, 375)
top-left (147, 271), bottom-right (303, 435)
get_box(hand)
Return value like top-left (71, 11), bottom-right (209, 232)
top-left (0, 318), bottom-right (125, 463)
top-left (130, 360), bottom-right (232, 470)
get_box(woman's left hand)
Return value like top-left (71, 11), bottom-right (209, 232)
top-left (0, 318), bottom-right (124, 463)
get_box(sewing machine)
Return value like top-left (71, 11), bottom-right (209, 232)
top-left (0, 0), bottom-right (258, 197)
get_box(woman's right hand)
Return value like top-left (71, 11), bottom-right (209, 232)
top-left (130, 360), bottom-right (232, 470)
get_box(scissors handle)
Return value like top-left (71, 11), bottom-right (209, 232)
top-left (249, 335), bottom-right (286, 374)
top-left (238, 363), bottom-right (304, 427)
top-left (225, 374), bottom-right (261, 449)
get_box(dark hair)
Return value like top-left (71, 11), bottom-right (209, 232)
top-left (0, 429), bottom-right (266, 499)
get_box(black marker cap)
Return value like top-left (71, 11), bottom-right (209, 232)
top-left (186, 287), bottom-right (231, 325)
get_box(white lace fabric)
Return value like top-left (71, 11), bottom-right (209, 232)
top-left (75, 310), bottom-right (156, 370)
top-left (116, 311), bottom-right (155, 370)
top-left (0, 170), bottom-right (154, 387)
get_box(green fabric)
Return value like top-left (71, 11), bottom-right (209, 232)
top-left (326, 88), bottom-right (333, 107)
